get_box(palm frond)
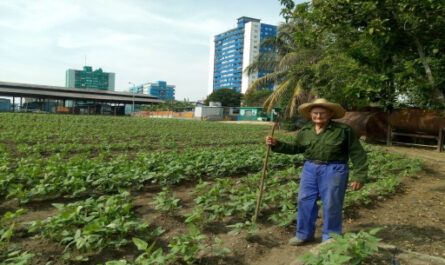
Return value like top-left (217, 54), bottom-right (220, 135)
top-left (244, 58), bottom-right (279, 75)
top-left (263, 79), bottom-right (294, 113)
top-left (288, 79), bottom-right (304, 117)
top-left (245, 72), bottom-right (285, 94)
top-left (277, 52), bottom-right (300, 71)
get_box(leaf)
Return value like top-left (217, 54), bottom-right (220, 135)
top-left (214, 237), bottom-right (223, 245)
top-left (1, 223), bottom-right (14, 241)
top-left (213, 247), bottom-right (231, 255)
top-left (75, 255), bottom-right (88, 261)
top-left (52, 203), bottom-right (65, 210)
top-left (105, 261), bottom-right (128, 265)
top-left (369, 227), bottom-right (382, 235)
top-left (132, 237), bottom-right (148, 251)
top-left (188, 223), bottom-right (199, 235)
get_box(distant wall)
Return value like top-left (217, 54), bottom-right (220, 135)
top-left (132, 111), bottom-right (195, 119)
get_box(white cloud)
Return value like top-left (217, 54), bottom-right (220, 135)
top-left (56, 30), bottom-right (146, 49)
top-left (0, 0), bottom-right (286, 100)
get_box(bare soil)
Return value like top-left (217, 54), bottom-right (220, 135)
top-left (3, 145), bottom-right (445, 264)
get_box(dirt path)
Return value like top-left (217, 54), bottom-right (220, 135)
top-left (345, 146), bottom-right (445, 257)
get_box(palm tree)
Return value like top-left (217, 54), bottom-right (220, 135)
top-left (245, 4), bottom-right (323, 117)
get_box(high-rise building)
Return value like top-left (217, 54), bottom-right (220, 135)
top-left (130, 81), bottom-right (175, 100)
top-left (208, 17), bottom-right (277, 95)
top-left (66, 66), bottom-right (115, 91)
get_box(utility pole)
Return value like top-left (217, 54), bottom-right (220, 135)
top-left (128, 82), bottom-right (135, 113)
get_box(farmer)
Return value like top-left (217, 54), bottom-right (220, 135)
top-left (265, 98), bottom-right (368, 246)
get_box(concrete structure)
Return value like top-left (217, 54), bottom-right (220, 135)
top-left (0, 81), bottom-right (163, 115)
top-left (208, 17), bottom-right (277, 95)
top-left (194, 106), bottom-right (224, 121)
top-left (66, 66), bottom-right (115, 91)
top-left (130, 81), bottom-right (175, 100)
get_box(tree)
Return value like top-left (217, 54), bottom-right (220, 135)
top-left (204, 88), bottom-right (242, 107)
top-left (247, 0), bottom-right (444, 114)
top-left (310, 0), bottom-right (445, 109)
top-left (243, 89), bottom-right (273, 107)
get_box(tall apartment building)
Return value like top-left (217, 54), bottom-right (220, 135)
top-left (208, 17), bottom-right (277, 95)
top-left (65, 66), bottom-right (115, 91)
top-left (130, 81), bottom-right (175, 100)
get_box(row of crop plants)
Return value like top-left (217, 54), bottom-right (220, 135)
top-left (0, 113), bottom-right (268, 156)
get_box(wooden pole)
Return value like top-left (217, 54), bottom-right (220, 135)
top-left (386, 110), bottom-right (392, 146)
top-left (253, 121), bottom-right (278, 223)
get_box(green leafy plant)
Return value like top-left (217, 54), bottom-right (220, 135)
top-left (28, 192), bottom-right (163, 260)
top-left (299, 228), bottom-right (382, 265)
top-left (151, 187), bottom-right (182, 215)
top-left (227, 220), bottom-right (259, 238)
top-left (0, 209), bottom-right (34, 265)
top-left (167, 223), bottom-right (208, 264)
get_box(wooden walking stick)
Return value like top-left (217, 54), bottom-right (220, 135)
top-left (253, 116), bottom-right (279, 223)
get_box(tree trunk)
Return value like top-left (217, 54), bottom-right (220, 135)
top-left (413, 36), bottom-right (445, 105)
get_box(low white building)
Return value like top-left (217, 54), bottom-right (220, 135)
top-left (194, 106), bottom-right (224, 121)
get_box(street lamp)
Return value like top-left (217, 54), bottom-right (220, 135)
top-left (128, 82), bottom-right (135, 112)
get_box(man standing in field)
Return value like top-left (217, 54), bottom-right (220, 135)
top-left (265, 98), bottom-right (368, 246)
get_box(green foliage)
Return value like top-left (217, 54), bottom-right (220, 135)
top-left (104, 238), bottom-right (167, 265)
top-left (227, 221), bottom-right (259, 237)
top-left (28, 192), bottom-right (163, 259)
top-left (262, 0), bottom-right (445, 112)
top-left (278, 0), bottom-right (445, 109)
top-left (185, 144), bottom-right (421, 237)
top-left (0, 113), bottom-right (425, 263)
top-left (151, 187), bottom-right (182, 215)
top-left (0, 113), bottom-right (306, 202)
top-left (279, 0), bottom-right (296, 22)
top-left (243, 89), bottom-right (273, 107)
top-left (167, 223), bottom-right (208, 264)
top-left (3, 144), bottom-right (300, 203)
top-left (141, 100), bottom-right (194, 112)
top-left (299, 228), bottom-right (382, 265)
top-left (185, 166), bottom-right (301, 232)
top-left (1, 250), bottom-right (35, 265)
top-left (204, 88), bottom-right (242, 107)
top-left (104, 229), bottom-right (229, 265)
top-left (0, 209), bottom-right (34, 265)
top-left (280, 114), bottom-right (307, 131)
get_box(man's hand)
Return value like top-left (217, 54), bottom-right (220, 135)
top-left (265, 136), bottom-right (277, 147)
top-left (349, 182), bottom-right (364, 191)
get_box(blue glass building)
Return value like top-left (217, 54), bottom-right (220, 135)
top-left (208, 17), bottom-right (277, 95)
top-left (130, 81), bottom-right (175, 100)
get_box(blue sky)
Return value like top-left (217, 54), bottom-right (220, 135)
top-left (0, 0), bottom-right (295, 101)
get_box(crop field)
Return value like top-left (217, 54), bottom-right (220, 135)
top-left (0, 113), bottom-right (422, 265)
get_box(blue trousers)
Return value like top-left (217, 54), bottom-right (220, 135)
top-left (297, 161), bottom-right (349, 241)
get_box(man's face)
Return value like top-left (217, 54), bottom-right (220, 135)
top-left (310, 107), bottom-right (333, 125)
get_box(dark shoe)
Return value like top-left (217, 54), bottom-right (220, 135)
top-left (288, 237), bottom-right (314, 246)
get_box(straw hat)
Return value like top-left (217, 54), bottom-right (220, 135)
top-left (298, 98), bottom-right (346, 119)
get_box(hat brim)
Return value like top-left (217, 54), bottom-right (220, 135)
top-left (298, 102), bottom-right (345, 119)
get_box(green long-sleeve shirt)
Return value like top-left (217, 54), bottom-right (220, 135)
top-left (272, 121), bottom-right (368, 183)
